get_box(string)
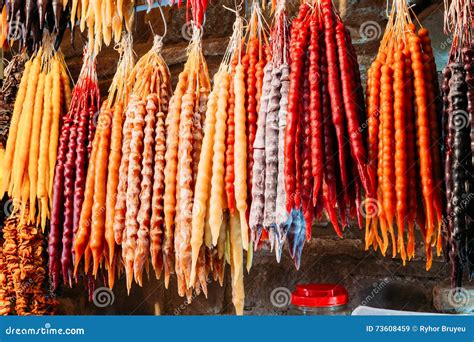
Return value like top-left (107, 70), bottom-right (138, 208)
top-left (221, 15), bottom-right (243, 71)
top-left (148, 4), bottom-right (168, 41)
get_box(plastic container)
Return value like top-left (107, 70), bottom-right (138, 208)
top-left (289, 284), bottom-right (350, 315)
top-left (351, 306), bottom-right (446, 315)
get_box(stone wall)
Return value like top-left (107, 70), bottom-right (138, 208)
top-left (55, 0), bottom-right (455, 315)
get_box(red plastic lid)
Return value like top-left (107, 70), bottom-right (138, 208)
top-left (291, 284), bottom-right (349, 307)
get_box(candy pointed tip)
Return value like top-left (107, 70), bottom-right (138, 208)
top-left (189, 270), bottom-right (196, 288)
top-left (108, 277), bottom-right (115, 291)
